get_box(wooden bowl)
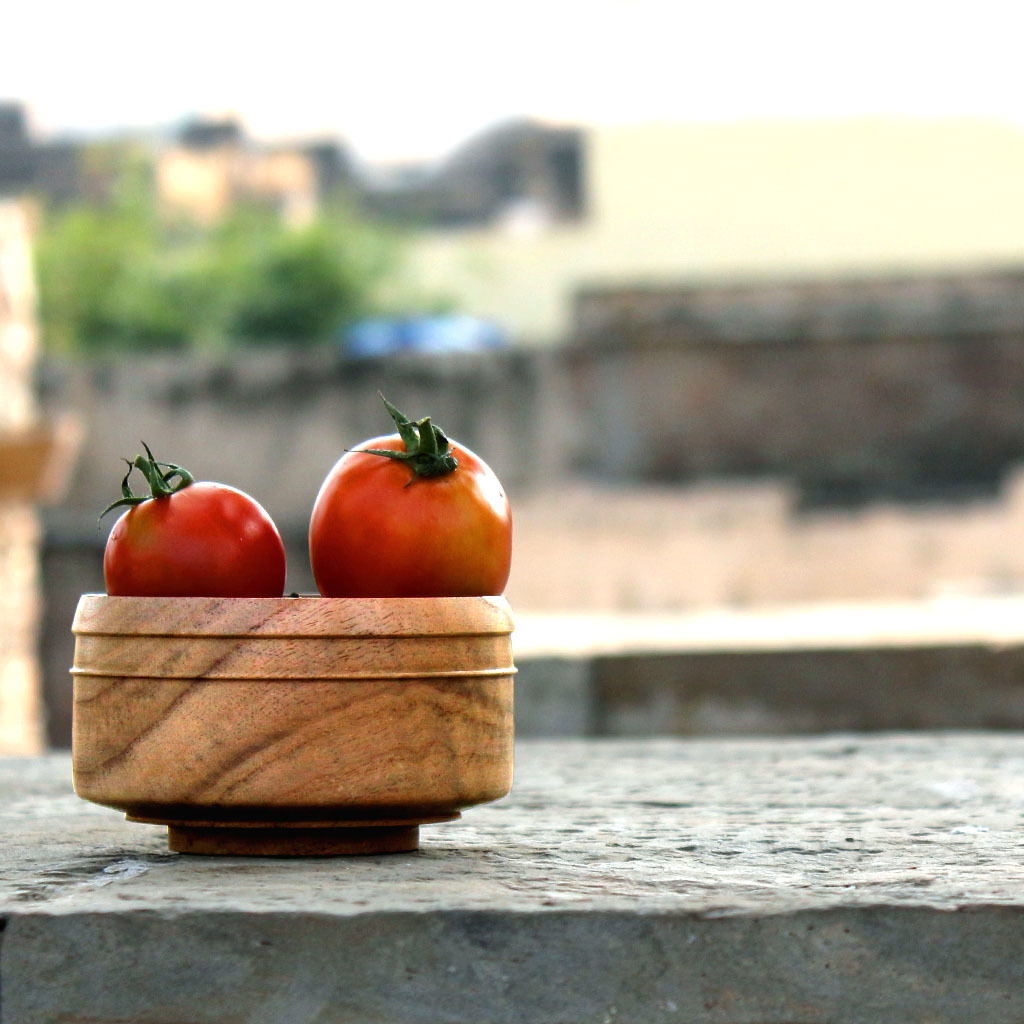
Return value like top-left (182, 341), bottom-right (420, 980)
top-left (71, 594), bottom-right (515, 856)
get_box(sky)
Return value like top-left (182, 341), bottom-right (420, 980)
top-left (4, 0), bottom-right (1023, 164)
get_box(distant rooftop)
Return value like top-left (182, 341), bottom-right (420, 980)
top-left (0, 102), bottom-right (34, 195)
top-left (177, 117), bottom-right (244, 150)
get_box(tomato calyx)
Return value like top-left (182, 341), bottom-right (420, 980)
top-left (357, 393), bottom-right (459, 485)
top-left (99, 442), bottom-right (195, 521)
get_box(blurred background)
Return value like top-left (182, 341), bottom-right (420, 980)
top-left (3, 0), bottom-right (1024, 751)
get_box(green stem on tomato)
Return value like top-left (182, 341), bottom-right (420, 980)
top-left (357, 393), bottom-right (459, 483)
top-left (99, 442), bottom-right (195, 521)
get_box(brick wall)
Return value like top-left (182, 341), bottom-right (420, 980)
top-left (570, 272), bottom-right (1024, 502)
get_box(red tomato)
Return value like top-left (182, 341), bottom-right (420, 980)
top-left (102, 448), bottom-right (286, 598)
top-left (309, 399), bottom-right (512, 597)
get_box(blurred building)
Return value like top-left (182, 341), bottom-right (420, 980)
top-left (2, 104), bottom-right (356, 224)
top-left (2, 102), bottom-right (147, 208)
top-left (0, 116), bottom-right (44, 751)
top-left (16, 102), bottom-right (1024, 331)
top-left (0, 200), bottom-right (49, 754)
top-left (401, 117), bottom-right (1024, 340)
top-left (155, 116), bottom-right (355, 226)
top-left (0, 103), bottom-right (35, 194)
top-left (362, 119), bottom-right (584, 229)
top-left (0, 111), bottom-right (81, 752)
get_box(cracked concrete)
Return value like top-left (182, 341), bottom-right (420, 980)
top-left (4, 736), bottom-right (1024, 1022)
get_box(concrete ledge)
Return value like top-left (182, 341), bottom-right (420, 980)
top-left (513, 597), bottom-right (1024, 735)
top-left (5, 735), bottom-right (1024, 1022)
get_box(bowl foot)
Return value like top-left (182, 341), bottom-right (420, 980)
top-left (167, 823), bottom-right (420, 856)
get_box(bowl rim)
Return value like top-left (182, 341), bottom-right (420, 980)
top-left (72, 593), bottom-right (514, 639)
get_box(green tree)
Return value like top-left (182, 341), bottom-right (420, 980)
top-left (34, 175), bottom-right (193, 352)
top-left (33, 159), bottom-right (411, 353)
top-left (221, 206), bottom-right (399, 346)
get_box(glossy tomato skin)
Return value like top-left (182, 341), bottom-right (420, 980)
top-left (103, 481), bottom-right (287, 597)
top-left (309, 434), bottom-right (512, 597)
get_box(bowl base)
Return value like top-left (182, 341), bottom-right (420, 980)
top-left (126, 810), bottom-right (461, 857)
top-left (166, 823), bottom-right (421, 856)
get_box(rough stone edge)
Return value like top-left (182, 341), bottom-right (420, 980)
top-left (0, 912), bottom-right (6, 1023)
top-left (4, 903), bottom-right (1024, 1024)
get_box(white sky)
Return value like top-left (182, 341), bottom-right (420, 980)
top-left (4, 0), bottom-right (1023, 163)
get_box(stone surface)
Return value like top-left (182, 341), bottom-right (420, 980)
top-left (4, 735), bottom-right (1024, 1022)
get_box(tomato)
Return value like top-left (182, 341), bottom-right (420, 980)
top-left (309, 396), bottom-right (512, 597)
top-left (101, 445), bottom-right (286, 598)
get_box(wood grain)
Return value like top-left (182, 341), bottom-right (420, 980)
top-left (72, 594), bottom-right (515, 638)
top-left (71, 634), bottom-right (514, 680)
top-left (71, 595), bottom-right (515, 854)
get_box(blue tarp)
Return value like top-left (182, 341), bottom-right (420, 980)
top-left (343, 315), bottom-right (508, 358)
